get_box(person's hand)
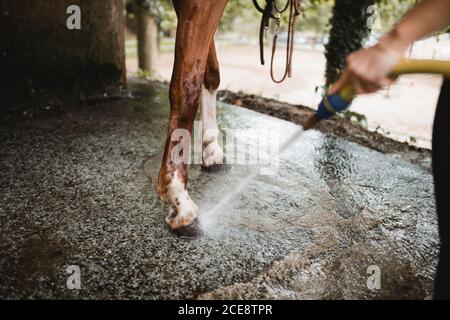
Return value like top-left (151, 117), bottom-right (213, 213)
top-left (328, 42), bottom-right (403, 95)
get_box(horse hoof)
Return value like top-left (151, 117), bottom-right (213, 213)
top-left (172, 218), bottom-right (204, 238)
top-left (201, 162), bottom-right (226, 172)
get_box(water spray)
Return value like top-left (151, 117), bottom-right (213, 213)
top-left (200, 58), bottom-right (450, 231)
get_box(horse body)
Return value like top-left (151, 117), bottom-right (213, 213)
top-left (157, 0), bottom-right (229, 234)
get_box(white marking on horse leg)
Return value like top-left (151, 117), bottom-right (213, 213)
top-left (200, 84), bottom-right (224, 166)
top-left (164, 171), bottom-right (199, 229)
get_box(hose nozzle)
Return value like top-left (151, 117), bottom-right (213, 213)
top-left (313, 58), bottom-right (450, 122)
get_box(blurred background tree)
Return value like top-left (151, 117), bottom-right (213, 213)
top-left (324, 0), bottom-right (417, 86)
top-left (324, 0), bottom-right (375, 86)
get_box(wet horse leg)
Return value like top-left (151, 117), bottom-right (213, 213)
top-left (157, 0), bottom-right (228, 234)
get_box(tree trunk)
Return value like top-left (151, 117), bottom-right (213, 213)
top-left (324, 0), bottom-right (374, 86)
top-left (135, 5), bottom-right (158, 74)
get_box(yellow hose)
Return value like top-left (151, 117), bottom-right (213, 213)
top-left (392, 58), bottom-right (450, 77)
top-left (340, 58), bottom-right (450, 101)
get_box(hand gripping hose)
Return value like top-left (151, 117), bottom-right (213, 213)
top-left (305, 59), bottom-right (450, 129)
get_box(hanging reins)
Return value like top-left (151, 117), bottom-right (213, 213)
top-left (253, 0), bottom-right (302, 83)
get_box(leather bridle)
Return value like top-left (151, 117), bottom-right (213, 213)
top-left (253, 0), bottom-right (302, 83)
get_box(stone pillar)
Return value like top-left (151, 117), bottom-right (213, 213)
top-left (135, 2), bottom-right (158, 74)
top-left (0, 0), bottom-right (126, 93)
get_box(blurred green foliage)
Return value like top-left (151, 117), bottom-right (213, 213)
top-left (127, 0), bottom-right (336, 35)
top-left (220, 0), bottom-right (259, 31)
top-left (298, 0), bottom-right (333, 36)
top-left (126, 0), bottom-right (419, 40)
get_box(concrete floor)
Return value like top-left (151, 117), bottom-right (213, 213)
top-left (0, 80), bottom-right (439, 299)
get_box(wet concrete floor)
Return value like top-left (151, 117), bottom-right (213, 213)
top-left (0, 80), bottom-right (439, 299)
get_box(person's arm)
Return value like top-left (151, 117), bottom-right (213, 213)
top-left (329, 0), bottom-right (450, 95)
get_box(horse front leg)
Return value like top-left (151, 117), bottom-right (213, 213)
top-left (158, 0), bottom-right (228, 235)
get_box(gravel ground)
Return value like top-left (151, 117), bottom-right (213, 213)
top-left (0, 79), bottom-right (439, 299)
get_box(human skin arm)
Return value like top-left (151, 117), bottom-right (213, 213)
top-left (329, 0), bottom-right (450, 95)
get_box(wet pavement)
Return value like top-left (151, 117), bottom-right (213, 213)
top-left (0, 80), bottom-right (439, 299)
